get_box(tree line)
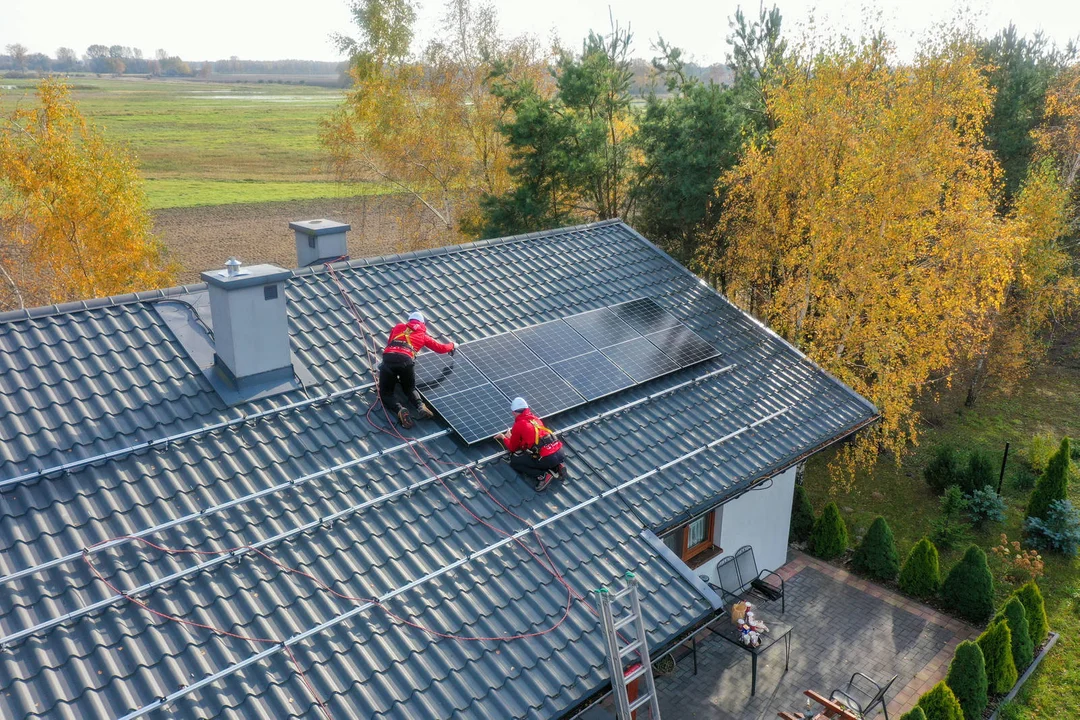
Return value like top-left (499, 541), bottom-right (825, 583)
top-left (322, 0), bottom-right (1080, 479)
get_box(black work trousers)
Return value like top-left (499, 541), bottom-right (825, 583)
top-left (509, 449), bottom-right (565, 480)
top-left (379, 354), bottom-right (422, 412)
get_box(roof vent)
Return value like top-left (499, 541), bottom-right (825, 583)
top-left (290, 219), bottom-right (351, 268)
top-left (198, 260), bottom-right (314, 405)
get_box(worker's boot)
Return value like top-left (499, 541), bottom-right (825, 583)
top-left (556, 463), bottom-right (569, 482)
top-left (396, 407), bottom-right (414, 429)
top-left (535, 471), bottom-right (555, 492)
top-left (414, 401), bottom-right (435, 421)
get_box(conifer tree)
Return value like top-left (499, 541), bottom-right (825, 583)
top-left (941, 545), bottom-right (995, 623)
top-left (917, 681), bottom-right (964, 720)
top-left (1013, 580), bottom-right (1049, 646)
top-left (899, 538), bottom-right (942, 599)
top-left (994, 596), bottom-right (1034, 671)
top-left (852, 516), bottom-right (901, 581)
top-left (1027, 437), bottom-right (1071, 521)
top-left (809, 502), bottom-right (849, 559)
top-left (945, 640), bottom-right (988, 720)
top-left (977, 619), bottom-right (1019, 694)
top-left (790, 484), bottom-right (816, 543)
top-left (899, 708), bottom-right (928, 720)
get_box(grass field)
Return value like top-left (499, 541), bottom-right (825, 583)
top-left (803, 338), bottom-right (1080, 717)
top-left (0, 76), bottom-right (388, 209)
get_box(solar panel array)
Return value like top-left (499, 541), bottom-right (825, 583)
top-left (415, 297), bottom-right (719, 443)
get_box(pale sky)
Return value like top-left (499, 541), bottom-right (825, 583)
top-left (2, 0), bottom-right (1077, 65)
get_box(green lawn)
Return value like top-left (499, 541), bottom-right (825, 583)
top-left (0, 76), bottom-right (390, 209)
top-left (802, 340), bottom-right (1080, 717)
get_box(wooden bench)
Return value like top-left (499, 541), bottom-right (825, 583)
top-left (777, 690), bottom-right (860, 720)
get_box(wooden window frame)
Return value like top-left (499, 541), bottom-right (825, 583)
top-left (680, 511), bottom-right (715, 562)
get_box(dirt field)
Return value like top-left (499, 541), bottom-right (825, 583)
top-left (154, 193), bottom-right (460, 284)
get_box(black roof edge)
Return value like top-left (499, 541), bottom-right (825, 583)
top-left (617, 223), bottom-right (880, 418)
top-left (0, 219), bottom-right (626, 325)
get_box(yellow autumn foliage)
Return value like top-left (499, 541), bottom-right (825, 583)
top-left (0, 78), bottom-right (175, 309)
top-left (709, 34), bottom-right (1020, 480)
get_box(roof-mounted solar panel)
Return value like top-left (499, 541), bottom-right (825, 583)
top-left (419, 297), bottom-right (720, 443)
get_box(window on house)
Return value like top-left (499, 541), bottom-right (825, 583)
top-left (681, 511), bottom-right (716, 563)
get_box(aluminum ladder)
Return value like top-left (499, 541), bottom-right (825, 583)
top-left (596, 572), bottom-right (662, 720)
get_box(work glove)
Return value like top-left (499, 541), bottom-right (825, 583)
top-left (449, 343), bottom-right (456, 356)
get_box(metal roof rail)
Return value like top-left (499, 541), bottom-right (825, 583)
top-left (0, 379), bottom-right (378, 491)
top-left (113, 398), bottom-right (788, 720)
top-left (0, 364), bottom-right (736, 647)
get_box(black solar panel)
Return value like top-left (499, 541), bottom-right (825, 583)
top-left (564, 308), bottom-right (639, 348)
top-left (459, 334), bottom-right (544, 381)
top-left (414, 353), bottom-right (489, 398)
top-left (601, 337), bottom-right (681, 382)
top-left (493, 367), bottom-right (585, 418)
top-left (514, 320), bottom-right (593, 363)
top-left (426, 383), bottom-right (511, 444)
top-left (421, 297), bottom-right (719, 443)
top-left (611, 297), bottom-right (682, 335)
top-left (645, 325), bottom-right (721, 367)
top-left (551, 352), bottom-right (635, 400)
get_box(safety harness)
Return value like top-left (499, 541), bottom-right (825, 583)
top-left (385, 325), bottom-right (418, 358)
top-left (529, 417), bottom-right (561, 460)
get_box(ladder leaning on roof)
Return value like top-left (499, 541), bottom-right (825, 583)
top-left (596, 572), bottom-right (662, 720)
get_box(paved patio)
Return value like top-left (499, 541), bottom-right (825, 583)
top-left (653, 552), bottom-right (981, 719)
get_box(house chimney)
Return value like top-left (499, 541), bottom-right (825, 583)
top-left (200, 258), bottom-right (293, 390)
top-left (290, 219), bottom-right (351, 267)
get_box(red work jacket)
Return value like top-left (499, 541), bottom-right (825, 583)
top-left (383, 320), bottom-right (454, 359)
top-left (502, 409), bottom-right (563, 457)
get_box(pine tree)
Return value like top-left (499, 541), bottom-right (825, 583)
top-left (978, 619), bottom-right (1019, 694)
top-left (994, 596), bottom-right (1034, 672)
top-left (916, 681), bottom-right (964, 720)
top-left (790, 484), bottom-right (816, 543)
top-left (899, 708), bottom-right (928, 720)
top-left (941, 545), bottom-right (995, 623)
top-left (852, 516), bottom-right (901, 581)
top-left (1027, 437), bottom-right (1071, 521)
top-left (899, 538), bottom-right (942, 599)
top-left (945, 641), bottom-right (988, 720)
top-left (1013, 580), bottom-right (1049, 646)
top-left (809, 502), bottom-right (849, 559)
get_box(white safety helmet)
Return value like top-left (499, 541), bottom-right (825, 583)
top-left (510, 397), bottom-right (528, 412)
top-left (408, 310), bottom-right (425, 323)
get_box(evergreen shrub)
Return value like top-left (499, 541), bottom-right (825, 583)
top-left (1013, 581), bottom-right (1048, 646)
top-left (916, 681), bottom-right (964, 720)
top-left (899, 538), bottom-right (941, 599)
top-left (994, 596), bottom-right (1034, 672)
top-left (941, 545), bottom-right (995, 624)
top-left (945, 640), bottom-right (988, 720)
top-left (925, 445), bottom-right (960, 494)
top-left (977, 619), bottom-right (1018, 694)
top-left (851, 516), bottom-right (900, 581)
top-left (790, 484), bottom-right (815, 543)
top-left (809, 502), bottom-right (848, 560)
top-left (1027, 437), bottom-right (1071, 521)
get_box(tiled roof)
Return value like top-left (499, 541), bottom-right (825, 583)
top-left (0, 220), bottom-right (876, 719)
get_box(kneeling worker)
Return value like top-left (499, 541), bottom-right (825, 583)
top-left (496, 397), bottom-right (569, 491)
top-left (380, 310), bottom-right (456, 429)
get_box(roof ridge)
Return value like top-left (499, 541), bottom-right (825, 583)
top-left (0, 219), bottom-right (627, 324)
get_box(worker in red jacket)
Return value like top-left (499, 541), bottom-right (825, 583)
top-left (380, 310), bottom-right (455, 428)
top-left (496, 397), bottom-right (568, 491)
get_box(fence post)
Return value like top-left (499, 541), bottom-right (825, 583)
top-left (997, 441), bottom-right (1010, 494)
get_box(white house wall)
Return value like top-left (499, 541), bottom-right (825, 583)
top-left (702, 465), bottom-right (798, 586)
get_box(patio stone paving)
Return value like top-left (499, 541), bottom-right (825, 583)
top-left (653, 552), bottom-right (980, 719)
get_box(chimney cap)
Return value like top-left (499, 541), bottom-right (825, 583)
top-left (201, 263), bottom-right (292, 290)
top-left (289, 219), bottom-right (352, 237)
top-left (225, 257), bottom-right (243, 276)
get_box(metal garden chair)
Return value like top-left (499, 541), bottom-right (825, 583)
top-left (830, 673), bottom-right (898, 719)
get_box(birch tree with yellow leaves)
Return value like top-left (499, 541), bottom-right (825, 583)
top-left (321, 0), bottom-right (546, 240)
top-left (708, 33), bottom-right (1021, 478)
top-left (0, 78), bottom-right (175, 310)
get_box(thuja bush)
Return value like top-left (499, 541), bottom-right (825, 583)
top-left (1027, 437), bottom-right (1071, 521)
top-left (941, 545), bottom-right (995, 624)
top-left (960, 449), bottom-right (996, 495)
top-left (978, 619), bottom-right (1018, 694)
top-left (899, 538), bottom-right (941, 600)
top-left (945, 641), bottom-right (988, 720)
top-left (925, 445), bottom-right (960, 494)
top-left (899, 708), bottom-right (928, 720)
top-left (994, 596), bottom-right (1034, 672)
top-left (809, 502), bottom-right (848, 559)
top-left (852, 516), bottom-right (900, 581)
top-left (1013, 581), bottom-right (1049, 646)
top-left (916, 681), bottom-right (964, 720)
top-left (790, 484), bottom-right (815, 543)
